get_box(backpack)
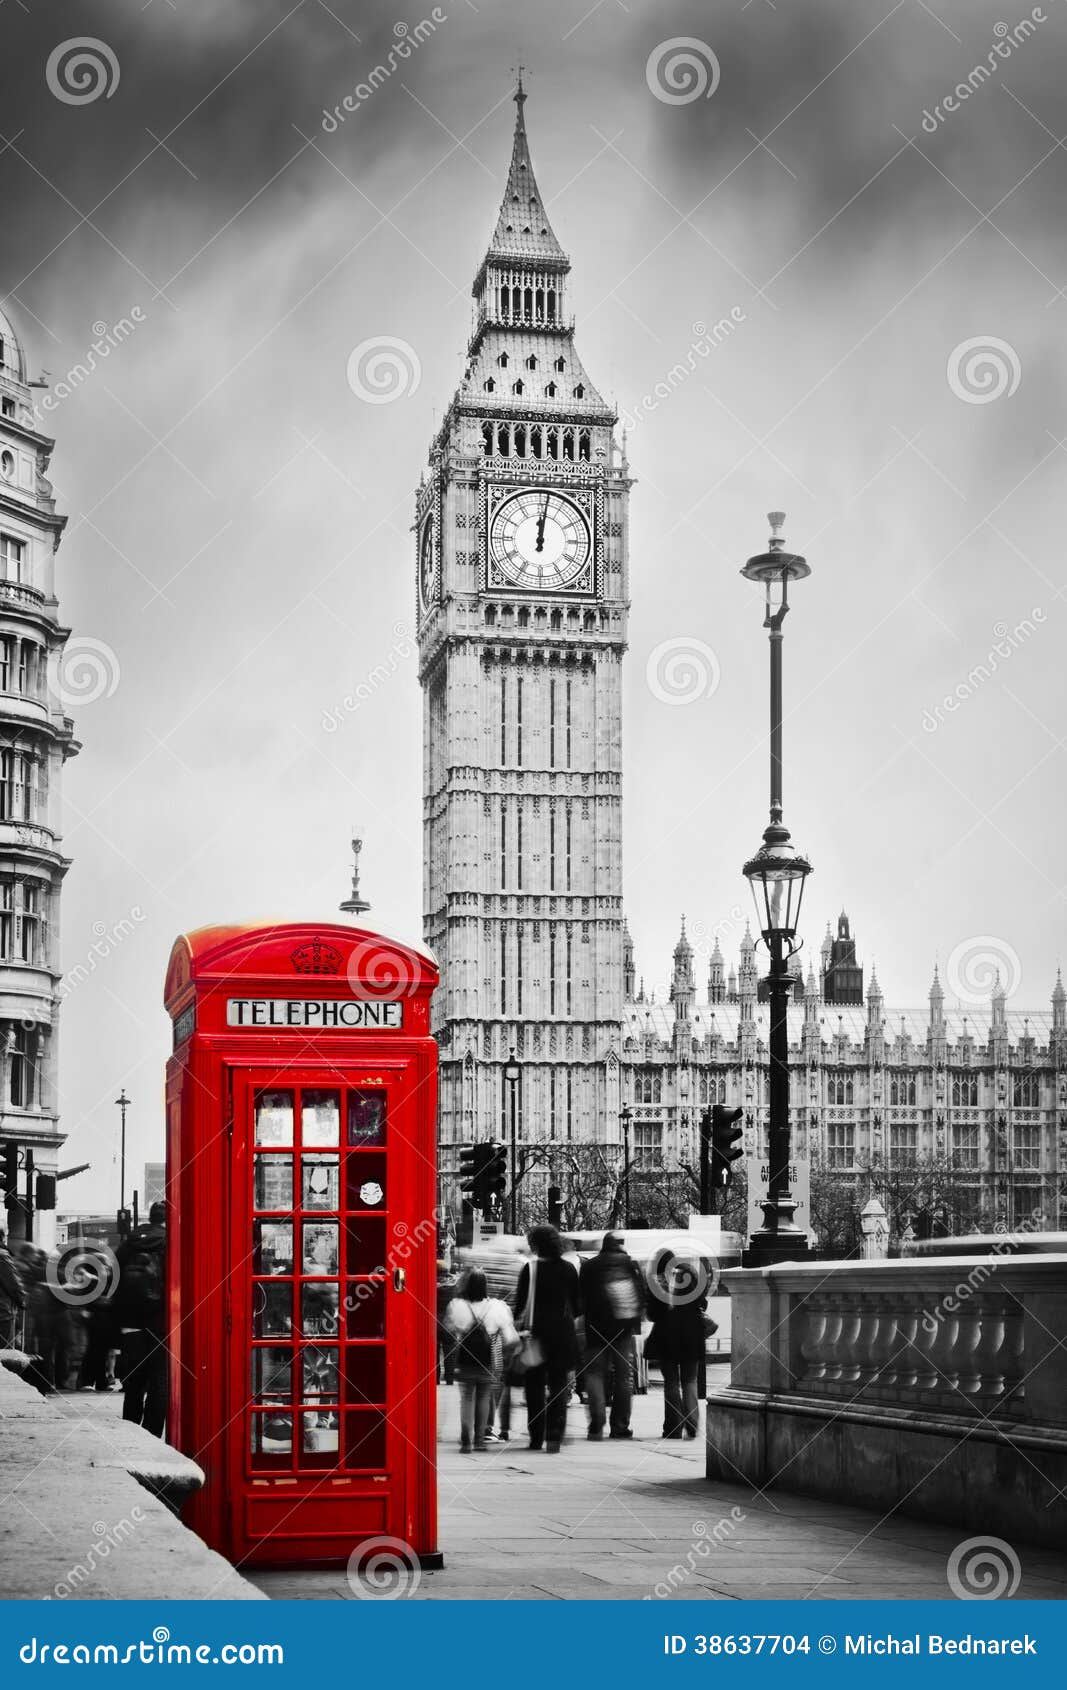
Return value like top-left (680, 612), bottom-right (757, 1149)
top-left (456, 1306), bottom-right (493, 1377)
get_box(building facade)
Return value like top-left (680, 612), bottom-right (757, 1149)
top-left (418, 84), bottom-right (630, 1175)
top-left (623, 916), bottom-right (1067, 1232)
top-left (0, 306), bottom-right (79, 1244)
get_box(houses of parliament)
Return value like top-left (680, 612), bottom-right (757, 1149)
top-left (416, 84), bottom-right (1066, 1231)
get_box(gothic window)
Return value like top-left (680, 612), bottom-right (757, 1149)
top-left (497, 423), bottom-right (509, 455)
top-left (547, 426), bottom-right (559, 458)
top-left (562, 429), bottom-right (575, 461)
top-left (516, 925), bottom-right (524, 1016)
top-left (513, 380), bottom-right (524, 396)
top-left (1013, 1072), bottom-right (1040, 1107)
top-left (1013, 1124), bottom-right (1041, 1169)
top-left (500, 926), bottom-right (507, 1015)
top-left (514, 422), bottom-right (526, 455)
top-left (535, 289), bottom-right (544, 319)
top-left (545, 382), bottom-right (557, 398)
top-left (482, 422), bottom-right (493, 455)
top-left (889, 1123), bottom-right (918, 1164)
top-left (530, 425), bottom-right (543, 459)
top-left (546, 289), bottom-right (556, 321)
top-left (952, 1125), bottom-right (979, 1170)
top-left (526, 355), bottom-right (537, 371)
top-left (635, 1067), bottom-right (661, 1105)
top-left (549, 809), bottom-right (556, 892)
top-left (889, 1071), bottom-right (916, 1106)
top-left (565, 677), bottom-right (573, 766)
top-left (578, 429), bottom-right (590, 461)
top-left (633, 1121), bottom-right (663, 1170)
top-left (524, 286), bottom-right (533, 315)
top-left (952, 1073), bottom-right (979, 1107)
top-left (827, 1070), bottom-right (853, 1106)
top-left (516, 675), bottom-right (524, 770)
top-left (574, 384), bottom-right (585, 399)
top-left (497, 353), bottom-right (509, 368)
top-left (512, 287), bottom-right (521, 315)
top-left (554, 356), bottom-right (565, 373)
top-left (826, 1122), bottom-right (854, 1169)
top-left (565, 927), bottom-right (573, 1016)
top-left (549, 927), bottom-right (556, 1012)
top-left (565, 804), bottom-right (573, 891)
top-left (484, 378), bottom-right (495, 393)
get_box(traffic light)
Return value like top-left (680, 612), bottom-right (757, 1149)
top-left (710, 1104), bottom-right (744, 1191)
top-left (1, 1142), bottom-right (19, 1206)
top-left (485, 1143), bottom-right (507, 1212)
top-left (458, 1143), bottom-right (496, 1212)
top-left (35, 1173), bottom-right (56, 1211)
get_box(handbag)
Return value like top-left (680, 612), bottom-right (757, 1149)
top-left (512, 1258), bottom-right (544, 1377)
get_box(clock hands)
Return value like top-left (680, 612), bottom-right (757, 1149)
top-left (535, 493), bottom-right (549, 553)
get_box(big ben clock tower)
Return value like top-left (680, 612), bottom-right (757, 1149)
top-left (417, 79), bottom-right (630, 1184)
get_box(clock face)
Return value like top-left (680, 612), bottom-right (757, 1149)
top-left (418, 514), bottom-right (435, 615)
top-left (489, 488), bottom-right (591, 590)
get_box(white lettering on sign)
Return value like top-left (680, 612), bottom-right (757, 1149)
top-left (226, 998), bottom-right (404, 1030)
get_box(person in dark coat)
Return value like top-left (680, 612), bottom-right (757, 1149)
top-left (18, 1245), bottom-right (71, 1394)
top-left (579, 1232), bottom-right (644, 1439)
top-left (113, 1203), bottom-right (168, 1436)
top-left (646, 1250), bottom-right (709, 1439)
top-left (0, 1227), bottom-right (26, 1351)
top-left (513, 1224), bottom-right (579, 1453)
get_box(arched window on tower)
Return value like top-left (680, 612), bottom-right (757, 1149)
top-left (546, 289), bottom-right (556, 322)
top-left (514, 423), bottom-right (526, 456)
top-left (530, 425), bottom-right (543, 459)
top-left (497, 423), bottom-right (509, 455)
top-left (497, 353), bottom-right (509, 368)
top-left (512, 380), bottom-right (524, 396)
top-left (535, 288), bottom-right (544, 319)
top-left (547, 428), bottom-right (559, 459)
top-left (512, 287), bottom-right (521, 316)
top-left (482, 422), bottom-right (494, 455)
top-left (545, 382), bottom-right (557, 398)
top-left (562, 428), bottom-right (575, 461)
top-left (578, 429), bottom-right (591, 461)
top-left (524, 287), bottom-right (533, 316)
top-left (574, 384), bottom-right (585, 399)
top-left (554, 356), bottom-right (566, 373)
top-left (484, 378), bottom-right (495, 393)
top-left (525, 355), bottom-right (537, 370)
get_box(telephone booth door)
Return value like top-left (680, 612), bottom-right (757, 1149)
top-left (230, 1061), bottom-right (431, 1561)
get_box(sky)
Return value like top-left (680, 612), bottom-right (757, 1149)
top-left (0, 0), bottom-right (1064, 1210)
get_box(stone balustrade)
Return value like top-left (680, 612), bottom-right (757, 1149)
top-left (707, 1253), bottom-right (1067, 1547)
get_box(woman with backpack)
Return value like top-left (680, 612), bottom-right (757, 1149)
top-left (444, 1269), bottom-right (519, 1453)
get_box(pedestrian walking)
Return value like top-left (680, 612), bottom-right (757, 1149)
top-left (0, 1227), bottom-right (26, 1352)
top-left (76, 1252), bottom-right (118, 1391)
top-left (579, 1232), bottom-right (644, 1440)
top-left (18, 1245), bottom-right (71, 1394)
top-left (512, 1224), bottom-right (580, 1454)
top-left (444, 1269), bottom-right (518, 1452)
top-left (645, 1251), bottom-right (709, 1440)
top-left (113, 1202), bottom-right (168, 1437)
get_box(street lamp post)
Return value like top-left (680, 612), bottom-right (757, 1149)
top-left (740, 513), bottom-right (816, 1267)
top-left (504, 1049), bottom-right (520, 1234)
top-left (620, 1103), bottom-right (633, 1229)
top-left (115, 1089), bottom-right (130, 1231)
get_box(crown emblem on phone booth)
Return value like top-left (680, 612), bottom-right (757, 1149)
top-left (290, 938), bottom-right (343, 975)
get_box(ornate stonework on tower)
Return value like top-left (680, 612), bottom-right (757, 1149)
top-left (418, 82), bottom-right (629, 1180)
top-left (0, 305), bottom-right (79, 1243)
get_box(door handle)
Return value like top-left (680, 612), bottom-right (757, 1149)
top-left (393, 1268), bottom-right (406, 1292)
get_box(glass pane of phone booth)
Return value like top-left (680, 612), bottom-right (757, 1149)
top-left (249, 1086), bottom-right (389, 1475)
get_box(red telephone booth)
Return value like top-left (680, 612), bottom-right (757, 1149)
top-left (163, 921), bottom-right (441, 1568)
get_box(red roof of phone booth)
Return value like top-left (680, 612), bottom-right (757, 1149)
top-left (164, 921), bottom-right (438, 1010)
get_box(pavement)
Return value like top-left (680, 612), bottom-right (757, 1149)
top-left (249, 1374), bottom-right (1067, 1602)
